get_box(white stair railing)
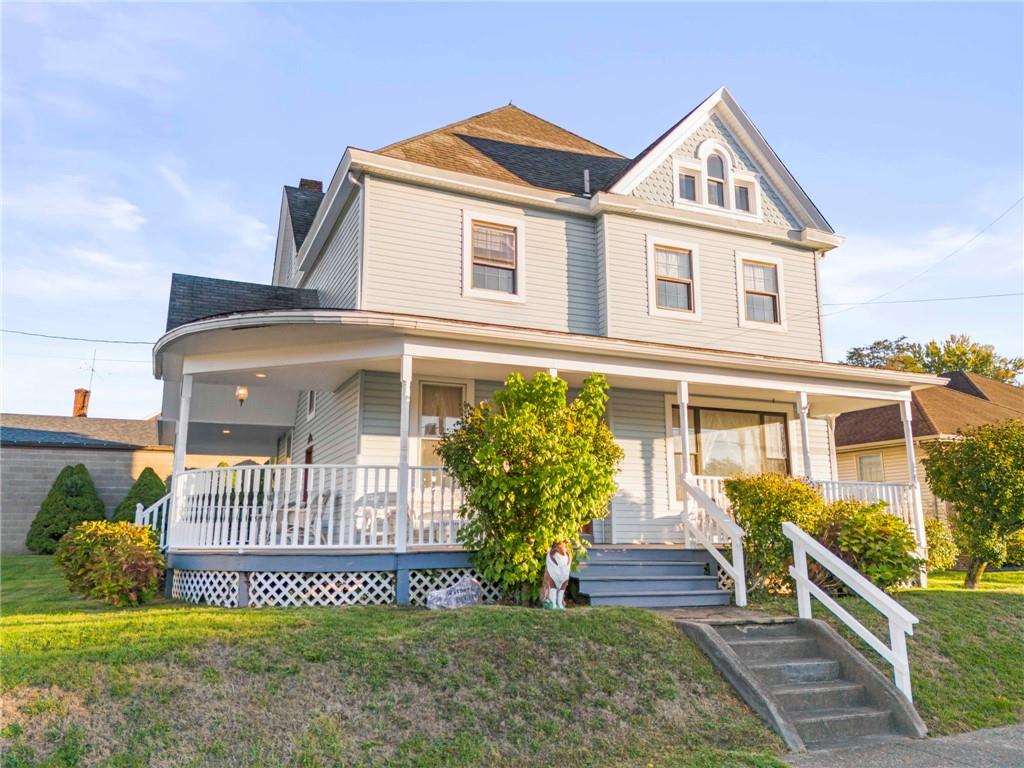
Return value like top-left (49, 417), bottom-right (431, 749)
top-left (782, 521), bottom-right (919, 701)
top-left (681, 480), bottom-right (747, 607)
top-left (135, 492), bottom-right (171, 551)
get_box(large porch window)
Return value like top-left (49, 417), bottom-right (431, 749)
top-left (418, 382), bottom-right (465, 465)
top-left (670, 405), bottom-right (789, 498)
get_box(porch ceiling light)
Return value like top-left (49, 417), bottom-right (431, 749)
top-left (254, 373), bottom-right (267, 379)
top-left (222, 429), bottom-right (231, 435)
top-left (235, 385), bottom-right (249, 407)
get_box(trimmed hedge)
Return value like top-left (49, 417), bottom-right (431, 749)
top-left (112, 467), bottom-right (168, 522)
top-left (25, 464), bottom-right (105, 554)
top-left (924, 518), bottom-right (959, 573)
top-left (55, 521), bottom-right (164, 605)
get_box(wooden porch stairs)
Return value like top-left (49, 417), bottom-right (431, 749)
top-left (573, 547), bottom-right (731, 608)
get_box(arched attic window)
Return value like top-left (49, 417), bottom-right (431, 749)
top-left (706, 154), bottom-right (726, 207)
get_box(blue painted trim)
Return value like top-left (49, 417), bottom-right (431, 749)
top-left (166, 549), bottom-right (475, 573)
top-left (237, 572), bottom-right (250, 608)
top-left (164, 568), bottom-right (174, 599)
top-left (396, 568), bottom-right (410, 605)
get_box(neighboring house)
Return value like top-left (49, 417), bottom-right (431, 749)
top-left (835, 371), bottom-right (1024, 523)
top-left (1, 389), bottom-right (263, 553)
top-left (151, 87), bottom-right (941, 609)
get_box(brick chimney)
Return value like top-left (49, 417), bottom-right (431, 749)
top-left (73, 388), bottom-right (90, 418)
top-left (299, 178), bottom-right (323, 193)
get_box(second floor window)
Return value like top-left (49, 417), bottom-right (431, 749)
top-left (742, 260), bottom-right (781, 324)
top-left (471, 220), bottom-right (517, 294)
top-left (678, 172), bottom-right (697, 202)
top-left (735, 184), bottom-right (751, 212)
top-left (706, 154), bottom-right (726, 207)
top-left (654, 245), bottom-right (694, 312)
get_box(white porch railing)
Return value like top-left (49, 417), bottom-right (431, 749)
top-left (135, 492), bottom-right (171, 551)
top-left (691, 475), bottom-right (732, 517)
top-left (166, 464), bottom-right (469, 551)
top-left (812, 479), bottom-right (916, 529)
top-left (681, 480), bottom-right (747, 607)
top-left (783, 521), bottom-right (919, 701)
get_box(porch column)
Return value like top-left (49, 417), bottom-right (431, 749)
top-left (396, 354), bottom-right (412, 555)
top-left (826, 415), bottom-right (839, 481)
top-left (170, 374), bottom-right (192, 550)
top-left (797, 391), bottom-right (813, 480)
top-left (677, 380), bottom-right (692, 547)
top-left (547, 367), bottom-right (558, 377)
top-left (900, 398), bottom-right (928, 586)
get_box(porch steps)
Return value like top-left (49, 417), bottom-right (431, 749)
top-left (678, 619), bottom-right (927, 752)
top-left (574, 547), bottom-right (731, 608)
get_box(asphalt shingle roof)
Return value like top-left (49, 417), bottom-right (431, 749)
top-left (166, 273), bottom-right (322, 331)
top-left (284, 185), bottom-right (324, 249)
top-left (835, 373), bottom-right (1024, 446)
top-left (375, 105), bottom-right (631, 196)
top-left (0, 414), bottom-right (162, 449)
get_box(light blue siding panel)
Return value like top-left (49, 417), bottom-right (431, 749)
top-left (289, 373), bottom-right (360, 465)
top-left (360, 371), bottom-right (400, 437)
top-left (300, 188), bottom-right (361, 308)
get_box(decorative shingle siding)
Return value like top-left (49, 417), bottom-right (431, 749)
top-left (602, 214), bottom-right (823, 360)
top-left (300, 188), bottom-right (362, 308)
top-left (362, 176), bottom-right (600, 335)
top-left (631, 115), bottom-right (800, 230)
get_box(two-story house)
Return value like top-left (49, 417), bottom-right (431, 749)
top-left (148, 88), bottom-right (941, 609)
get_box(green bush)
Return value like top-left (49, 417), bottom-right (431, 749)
top-left (25, 464), bottom-right (105, 554)
top-left (814, 499), bottom-right (922, 591)
top-left (1005, 529), bottom-right (1024, 566)
top-left (55, 521), bottom-right (164, 605)
top-left (924, 518), bottom-right (959, 573)
top-left (111, 467), bottom-right (168, 522)
top-left (436, 372), bottom-right (623, 602)
top-left (723, 474), bottom-right (825, 591)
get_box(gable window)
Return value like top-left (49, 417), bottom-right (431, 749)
top-left (678, 172), bottom-right (697, 202)
top-left (857, 453), bottom-right (884, 482)
top-left (742, 260), bottom-right (781, 324)
top-left (735, 184), bottom-right (751, 212)
top-left (670, 404), bottom-right (789, 498)
top-left (462, 210), bottom-right (526, 301)
top-left (306, 391), bottom-right (317, 420)
top-left (654, 245), bottom-right (694, 312)
top-left (706, 154), bottom-right (726, 207)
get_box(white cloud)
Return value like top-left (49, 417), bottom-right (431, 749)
top-left (2, 176), bottom-right (146, 233)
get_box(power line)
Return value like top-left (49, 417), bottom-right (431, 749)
top-left (823, 292), bottom-right (1022, 307)
top-left (0, 328), bottom-right (154, 345)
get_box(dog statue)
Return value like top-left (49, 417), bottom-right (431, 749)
top-left (541, 540), bottom-right (572, 610)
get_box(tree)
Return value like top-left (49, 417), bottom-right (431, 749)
top-left (25, 464), bottom-right (106, 554)
top-left (924, 420), bottom-right (1024, 588)
top-left (845, 334), bottom-right (1023, 384)
top-left (436, 372), bottom-right (624, 602)
top-left (111, 467), bottom-right (168, 522)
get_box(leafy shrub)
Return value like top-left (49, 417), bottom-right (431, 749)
top-left (111, 467), bottom-right (168, 522)
top-left (55, 521), bottom-right (164, 605)
top-left (723, 474), bottom-right (825, 591)
top-left (436, 372), bottom-right (623, 602)
top-left (25, 464), bottom-right (105, 554)
top-left (814, 499), bottom-right (922, 591)
top-left (924, 518), bottom-right (959, 573)
top-left (925, 420), bottom-right (1024, 587)
top-left (1005, 529), bottom-right (1024, 566)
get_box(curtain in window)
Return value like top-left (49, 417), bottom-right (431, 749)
top-left (698, 409), bottom-right (765, 477)
top-left (419, 384), bottom-right (464, 437)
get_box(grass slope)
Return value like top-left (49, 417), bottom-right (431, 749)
top-left (0, 556), bottom-right (784, 768)
top-left (750, 569), bottom-right (1024, 736)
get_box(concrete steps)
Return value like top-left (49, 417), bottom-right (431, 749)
top-left (574, 547), bottom-right (731, 608)
top-left (677, 618), bottom-right (927, 753)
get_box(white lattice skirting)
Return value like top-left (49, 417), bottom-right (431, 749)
top-left (171, 570), bottom-right (239, 608)
top-left (407, 568), bottom-right (501, 605)
top-left (248, 571), bottom-right (396, 607)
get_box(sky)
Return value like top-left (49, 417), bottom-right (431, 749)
top-left (2, 2), bottom-right (1022, 419)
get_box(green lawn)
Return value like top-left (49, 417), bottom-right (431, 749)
top-left (0, 556), bottom-right (784, 768)
top-left (749, 569), bottom-right (1024, 737)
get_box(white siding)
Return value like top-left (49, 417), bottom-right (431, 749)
top-left (837, 443), bottom-right (951, 522)
top-left (289, 374), bottom-right (360, 465)
top-left (603, 213), bottom-right (824, 360)
top-left (300, 188), bottom-right (361, 308)
top-left (362, 176), bottom-right (599, 335)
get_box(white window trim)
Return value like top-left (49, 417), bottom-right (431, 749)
top-left (857, 452), bottom-right (885, 482)
top-left (646, 234), bottom-right (702, 321)
top-left (412, 377), bottom-right (475, 467)
top-left (736, 251), bottom-right (788, 332)
top-left (461, 208), bottom-right (527, 303)
top-left (670, 140), bottom-right (765, 223)
top-left (306, 390), bottom-right (316, 420)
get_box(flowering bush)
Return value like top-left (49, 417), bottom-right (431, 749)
top-left (55, 521), bottom-right (164, 606)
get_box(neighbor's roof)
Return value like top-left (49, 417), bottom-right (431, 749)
top-left (166, 273), bottom-right (321, 331)
top-left (374, 104), bottom-right (632, 195)
top-left (835, 372), bottom-right (1024, 446)
top-left (0, 414), bottom-right (162, 450)
top-left (284, 185), bottom-right (324, 249)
